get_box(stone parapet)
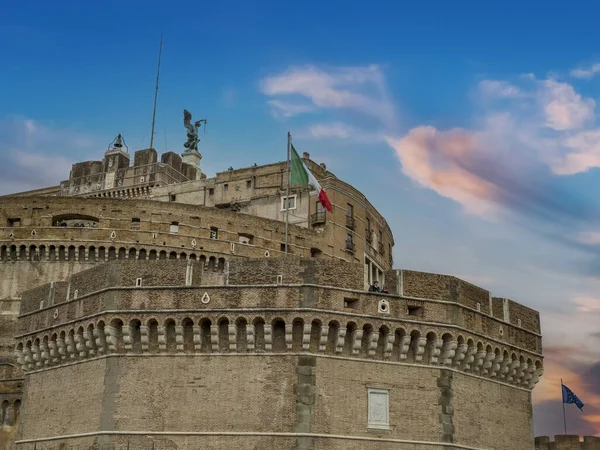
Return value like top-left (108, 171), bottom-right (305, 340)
top-left (535, 435), bottom-right (600, 450)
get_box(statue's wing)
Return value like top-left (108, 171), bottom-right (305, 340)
top-left (183, 110), bottom-right (193, 132)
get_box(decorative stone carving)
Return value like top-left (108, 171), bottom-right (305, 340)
top-left (228, 324), bottom-right (237, 352)
top-left (302, 324), bottom-right (311, 352)
top-left (263, 324), bottom-right (272, 352)
top-left (319, 326), bottom-right (329, 353)
top-left (367, 331), bottom-right (379, 357)
top-left (210, 325), bottom-right (219, 352)
top-left (246, 324), bottom-right (255, 352)
top-left (398, 335), bottom-right (411, 360)
top-left (335, 328), bottom-right (346, 355)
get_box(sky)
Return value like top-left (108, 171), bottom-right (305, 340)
top-left (2, 0), bottom-right (600, 439)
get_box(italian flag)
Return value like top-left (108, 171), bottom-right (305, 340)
top-left (290, 144), bottom-right (333, 212)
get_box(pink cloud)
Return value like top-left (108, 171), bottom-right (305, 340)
top-left (540, 80), bottom-right (595, 131)
top-left (386, 126), bottom-right (500, 216)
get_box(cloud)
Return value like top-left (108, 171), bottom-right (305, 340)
top-left (540, 79), bottom-right (595, 131)
top-left (299, 122), bottom-right (383, 143)
top-left (0, 116), bottom-right (98, 195)
top-left (572, 297), bottom-right (600, 312)
top-left (386, 126), bottom-right (500, 216)
top-left (267, 100), bottom-right (316, 117)
top-left (478, 80), bottom-right (522, 98)
top-left (571, 63), bottom-right (600, 79)
top-left (260, 65), bottom-right (396, 126)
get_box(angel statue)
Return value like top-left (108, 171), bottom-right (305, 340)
top-left (183, 109), bottom-right (207, 152)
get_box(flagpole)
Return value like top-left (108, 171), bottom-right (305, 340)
top-left (284, 132), bottom-right (291, 257)
top-left (561, 378), bottom-right (567, 434)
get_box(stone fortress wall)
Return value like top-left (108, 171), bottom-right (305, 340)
top-left (535, 435), bottom-right (600, 449)
top-left (14, 257), bottom-right (542, 450)
top-left (0, 140), bottom-right (555, 449)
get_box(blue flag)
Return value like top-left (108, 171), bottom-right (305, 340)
top-left (562, 383), bottom-right (584, 410)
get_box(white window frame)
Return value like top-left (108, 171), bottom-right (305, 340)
top-left (281, 194), bottom-right (297, 211)
top-left (367, 387), bottom-right (390, 431)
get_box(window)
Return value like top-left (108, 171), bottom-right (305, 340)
top-left (7, 218), bottom-right (21, 227)
top-left (210, 227), bottom-right (218, 240)
top-left (223, 184), bottom-right (228, 192)
top-left (346, 204), bottom-right (355, 229)
top-left (281, 195), bottom-right (297, 211)
top-left (517, 319), bottom-right (522, 327)
top-left (367, 388), bottom-right (390, 431)
top-left (344, 298), bottom-right (359, 309)
top-left (246, 180), bottom-right (252, 188)
top-left (131, 218), bottom-right (140, 230)
top-left (238, 233), bottom-right (254, 245)
top-left (408, 305), bottom-right (424, 317)
top-left (169, 194), bottom-right (176, 202)
top-left (280, 243), bottom-right (289, 252)
top-left (209, 188), bottom-right (214, 196)
top-left (136, 278), bottom-right (143, 287)
top-left (170, 222), bottom-right (179, 234)
top-left (346, 233), bottom-right (355, 252)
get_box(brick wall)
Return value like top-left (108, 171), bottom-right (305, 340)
top-left (535, 435), bottom-right (600, 450)
top-left (453, 374), bottom-right (533, 449)
top-left (227, 256), bottom-right (363, 289)
top-left (20, 359), bottom-right (105, 439)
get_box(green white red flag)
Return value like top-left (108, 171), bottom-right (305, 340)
top-left (290, 144), bottom-right (333, 212)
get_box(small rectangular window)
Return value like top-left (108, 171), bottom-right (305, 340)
top-left (170, 222), bottom-right (179, 234)
top-left (408, 305), bottom-right (424, 317)
top-left (276, 275), bottom-right (283, 284)
top-left (344, 298), bottom-right (359, 309)
top-left (238, 233), bottom-right (254, 245)
top-left (136, 278), bottom-right (143, 287)
top-left (281, 195), bottom-right (296, 211)
top-left (223, 184), bottom-right (228, 192)
top-left (131, 217), bottom-right (141, 230)
top-left (346, 203), bottom-right (354, 217)
top-left (517, 318), bottom-right (522, 327)
top-left (209, 188), bottom-right (214, 196)
top-left (367, 388), bottom-right (390, 431)
top-left (476, 302), bottom-right (481, 312)
top-left (247, 180), bottom-right (252, 188)
top-left (280, 243), bottom-right (289, 252)
top-left (169, 194), bottom-right (176, 202)
top-left (7, 218), bottom-right (21, 227)
top-left (210, 227), bottom-right (218, 239)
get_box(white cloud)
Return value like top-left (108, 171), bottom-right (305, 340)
top-left (571, 63), bottom-right (600, 79)
top-left (260, 64), bottom-right (396, 126)
top-left (267, 100), bottom-right (315, 117)
top-left (0, 116), bottom-right (98, 195)
top-left (540, 79), bottom-right (595, 131)
top-left (479, 80), bottom-right (522, 98)
top-left (301, 122), bottom-right (383, 143)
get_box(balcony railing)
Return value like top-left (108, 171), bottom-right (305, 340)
top-left (345, 215), bottom-right (355, 230)
top-left (345, 241), bottom-right (355, 253)
top-left (365, 229), bottom-right (372, 244)
top-left (311, 211), bottom-right (326, 225)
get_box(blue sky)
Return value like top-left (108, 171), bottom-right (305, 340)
top-left (3, 0), bottom-right (600, 438)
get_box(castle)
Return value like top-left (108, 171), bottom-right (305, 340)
top-left (0, 128), bottom-right (563, 448)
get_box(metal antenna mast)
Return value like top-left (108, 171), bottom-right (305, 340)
top-left (149, 34), bottom-right (163, 150)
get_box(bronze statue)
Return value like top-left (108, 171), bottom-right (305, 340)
top-left (183, 109), bottom-right (206, 152)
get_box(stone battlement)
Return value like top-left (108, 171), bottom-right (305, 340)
top-left (15, 258), bottom-right (542, 393)
top-left (535, 435), bottom-right (600, 449)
